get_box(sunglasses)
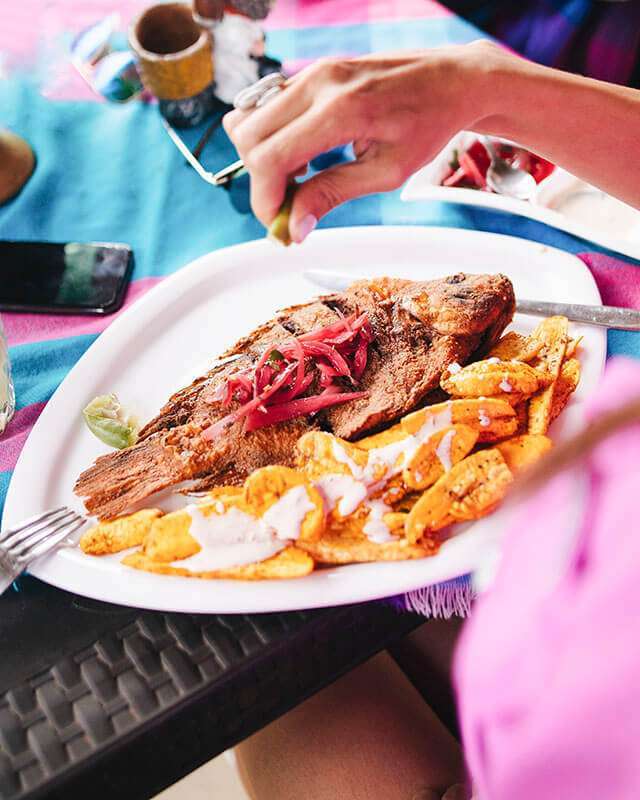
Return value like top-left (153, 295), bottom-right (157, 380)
top-left (70, 14), bottom-right (143, 103)
top-left (161, 116), bottom-right (253, 212)
top-left (162, 114), bottom-right (354, 217)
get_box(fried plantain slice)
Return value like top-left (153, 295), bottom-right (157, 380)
top-left (405, 449), bottom-right (513, 543)
top-left (528, 316), bottom-right (569, 434)
top-left (488, 331), bottom-right (543, 363)
top-left (356, 423), bottom-right (405, 452)
top-left (514, 401), bottom-right (530, 435)
top-left (549, 357), bottom-right (581, 424)
top-left (441, 359), bottom-right (552, 399)
top-left (296, 430), bottom-right (369, 478)
top-left (80, 508), bottom-right (162, 555)
top-left (496, 434), bottom-right (552, 473)
top-left (401, 398), bottom-right (517, 444)
top-left (379, 474), bottom-right (410, 505)
top-left (122, 545), bottom-right (314, 580)
top-left (141, 466), bottom-right (324, 564)
top-left (479, 392), bottom-right (526, 408)
top-left (565, 337), bottom-right (583, 359)
top-left (402, 424), bottom-right (478, 491)
top-left (243, 465), bottom-right (325, 542)
top-left (298, 536), bottom-right (437, 564)
top-left (143, 507), bottom-right (202, 562)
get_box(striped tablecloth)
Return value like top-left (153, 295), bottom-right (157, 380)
top-left (1, 2), bottom-right (639, 602)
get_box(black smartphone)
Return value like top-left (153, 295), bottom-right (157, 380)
top-left (0, 240), bottom-right (134, 315)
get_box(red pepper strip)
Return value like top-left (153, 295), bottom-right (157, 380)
top-left (235, 373), bottom-right (254, 395)
top-left (255, 366), bottom-right (268, 395)
top-left (531, 156), bottom-right (555, 183)
top-left (360, 322), bottom-right (374, 342)
top-left (459, 151), bottom-right (486, 189)
top-left (300, 341), bottom-right (351, 377)
top-left (351, 312), bottom-right (369, 330)
top-left (323, 314), bottom-right (369, 346)
top-left (255, 344), bottom-right (276, 374)
top-left (337, 309), bottom-right (352, 333)
top-left (317, 361), bottom-right (340, 387)
top-left (297, 312), bottom-right (359, 342)
top-left (276, 368), bottom-right (315, 403)
top-left (244, 391), bottom-right (367, 433)
top-left (352, 335), bottom-right (369, 379)
top-left (322, 328), bottom-right (359, 346)
top-left (443, 166), bottom-right (467, 187)
top-left (289, 337), bottom-right (306, 397)
top-left (202, 362), bottom-right (297, 440)
top-left (318, 383), bottom-right (342, 396)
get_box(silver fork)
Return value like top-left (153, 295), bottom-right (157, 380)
top-left (0, 506), bottom-right (87, 596)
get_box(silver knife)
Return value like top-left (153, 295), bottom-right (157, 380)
top-left (303, 269), bottom-right (640, 331)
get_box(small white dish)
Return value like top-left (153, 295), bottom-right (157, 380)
top-left (402, 132), bottom-right (640, 261)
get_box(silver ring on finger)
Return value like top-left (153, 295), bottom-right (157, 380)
top-left (255, 85), bottom-right (283, 108)
top-left (233, 72), bottom-right (287, 110)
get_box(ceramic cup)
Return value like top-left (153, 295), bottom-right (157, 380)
top-left (129, 2), bottom-right (215, 127)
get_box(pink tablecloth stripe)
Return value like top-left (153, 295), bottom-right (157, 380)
top-left (579, 253), bottom-right (640, 309)
top-left (266, 0), bottom-right (450, 29)
top-left (4, 277), bottom-right (163, 348)
top-left (0, 403), bottom-right (46, 473)
top-left (2, 0), bottom-right (148, 59)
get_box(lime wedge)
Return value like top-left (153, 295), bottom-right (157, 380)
top-left (267, 186), bottom-right (295, 246)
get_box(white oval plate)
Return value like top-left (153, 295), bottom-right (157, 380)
top-left (402, 132), bottom-right (640, 261)
top-left (3, 227), bottom-right (606, 613)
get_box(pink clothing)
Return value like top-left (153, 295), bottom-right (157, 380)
top-left (455, 357), bottom-right (640, 800)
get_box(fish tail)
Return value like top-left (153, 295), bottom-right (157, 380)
top-left (75, 435), bottom-right (186, 519)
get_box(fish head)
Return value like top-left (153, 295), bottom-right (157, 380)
top-left (396, 272), bottom-right (515, 342)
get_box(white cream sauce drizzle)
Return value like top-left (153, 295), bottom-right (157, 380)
top-left (174, 540), bottom-right (286, 572)
top-left (320, 405), bottom-right (454, 515)
top-left (315, 474), bottom-right (368, 517)
top-left (262, 485), bottom-right (315, 541)
top-left (171, 486), bottom-right (313, 571)
top-left (435, 428), bottom-right (456, 472)
top-left (362, 499), bottom-right (395, 543)
top-left (173, 407), bottom-right (457, 568)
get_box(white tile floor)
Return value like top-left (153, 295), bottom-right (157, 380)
top-left (155, 755), bottom-right (249, 800)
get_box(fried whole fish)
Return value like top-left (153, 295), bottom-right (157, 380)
top-left (75, 273), bottom-right (515, 518)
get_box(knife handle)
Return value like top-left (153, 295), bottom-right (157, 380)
top-left (516, 299), bottom-right (640, 331)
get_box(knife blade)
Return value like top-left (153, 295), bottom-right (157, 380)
top-left (303, 269), bottom-right (640, 331)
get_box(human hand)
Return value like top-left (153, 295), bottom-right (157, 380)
top-left (223, 41), bottom-right (502, 242)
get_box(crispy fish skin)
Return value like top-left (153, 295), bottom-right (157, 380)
top-left (76, 274), bottom-right (515, 519)
top-left (326, 273), bottom-right (515, 438)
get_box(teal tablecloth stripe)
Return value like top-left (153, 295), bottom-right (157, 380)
top-left (266, 15), bottom-right (485, 60)
top-left (10, 335), bottom-right (99, 411)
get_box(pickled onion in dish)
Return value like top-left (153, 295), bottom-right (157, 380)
top-left (244, 391), bottom-right (367, 433)
top-left (201, 311), bottom-right (374, 440)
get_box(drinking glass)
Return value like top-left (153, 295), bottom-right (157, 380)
top-left (0, 316), bottom-right (15, 434)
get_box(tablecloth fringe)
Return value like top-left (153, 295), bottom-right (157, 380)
top-left (400, 575), bottom-right (474, 618)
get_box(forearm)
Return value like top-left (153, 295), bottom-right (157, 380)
top-left (471, 48), bottom-right (640, 208)
top-left (224, 41), bottom-right (640, 239)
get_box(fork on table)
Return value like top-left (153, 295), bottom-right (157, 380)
top-left (0, 507), bottom-right (87, 596)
